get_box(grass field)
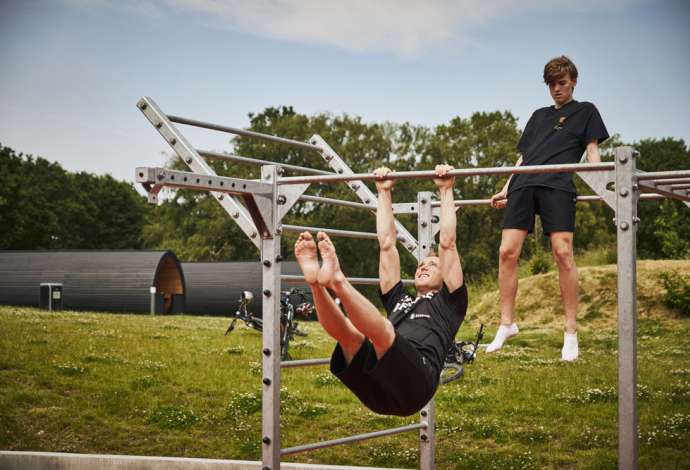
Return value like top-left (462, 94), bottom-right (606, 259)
top-left (1, 260), bottom-right (689, 469)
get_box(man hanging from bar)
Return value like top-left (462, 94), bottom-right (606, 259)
top-left (294, 164), bottom-right (467, 416)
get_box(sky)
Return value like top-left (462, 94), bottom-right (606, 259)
top-left (1, 0), bottom-right (689, 184)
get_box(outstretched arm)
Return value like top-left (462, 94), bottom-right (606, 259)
top-left (374, 167), bottom-right (401, 293)
top-left (585, 140), bottom-right (601, 163)
top-left (434, 164), bottom-right (464, 292)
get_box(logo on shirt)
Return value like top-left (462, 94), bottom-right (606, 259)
top-left (392, 291), bottom-right (437, 316)
top-left (410, 313), bottom-right (431, 320)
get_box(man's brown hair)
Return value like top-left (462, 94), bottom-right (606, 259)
top-left (543, 56), bottom-right (578, 85)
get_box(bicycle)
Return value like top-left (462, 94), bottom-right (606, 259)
top-left (440, 323), bottom-right (484, 385)
top-left (225, 288), bottom-right (313, 360)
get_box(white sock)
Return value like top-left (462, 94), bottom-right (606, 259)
top-left (561, 331), bottom-right (578, 361)
top-left (486, 323), bottom-right (518, 353)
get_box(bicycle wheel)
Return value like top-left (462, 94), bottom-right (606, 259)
top-left (440, 363), bottom-right (464, 384)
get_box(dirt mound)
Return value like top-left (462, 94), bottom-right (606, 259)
top-left (469, 259), bottom-right (690, 331)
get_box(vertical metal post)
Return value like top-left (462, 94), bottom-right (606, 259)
top-left (417, 191), bottom-right (435, 470)
top-left (615, 147), bottom-right (638, 470)
top-left (261, 166), bottom-right (282, 470)
top-left (149, 286), bottom-right (156, 315)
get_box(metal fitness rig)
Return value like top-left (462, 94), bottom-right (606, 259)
top-left (135, 96), bottom-right (690, 470)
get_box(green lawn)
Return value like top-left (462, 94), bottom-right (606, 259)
top-left (1, 289), bottom-right (689, 469)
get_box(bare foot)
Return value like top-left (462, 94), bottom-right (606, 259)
top-left (294, 232), bottom-right (320, 284)
top-left (317, 232), bottom-right (346, 288)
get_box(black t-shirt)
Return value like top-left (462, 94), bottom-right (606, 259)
top-left (380, 282), bottom-right (468, 377)
top-left (509, 100), bottom-right (609, 195)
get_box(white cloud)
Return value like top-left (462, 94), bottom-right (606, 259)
top-left (64, 0), bottom-right (648, 58)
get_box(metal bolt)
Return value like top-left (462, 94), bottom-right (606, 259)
top-left (263, 348), bottom-right (271, 356)
top-left (186, 158), bottom-right (192, 164)
top-left (325, 155), bottom-right (333, 161)
top-left (138, 101), bottom-right (147, 110)
top-left (352, 184), bottom-right (359, 190)
top-left (619, 155), bottom-right (628, 164)
top-left (633, 216), bottom-right (640, 224)
top-left (276, 255), bottom-right (283, 262)
top-left (632, 150), bottom-right (640, 158)
top-left (632, 183), bottom-right (639, 191)
top-left (421, 434), bottom-right (428, 441)
top-left (277, 167), bottom-right (285, 176)
top-left (337, 169), bottom-right (344, 174)
top-left (619, 188), bottom-right (629, 197)
top-left (277, 195), bottom-right (287, 205)
top-left (169, 138), bottom-right (177, 146)
top-left (263, 466), bottom-right (270, 470)
top-left (431, 215), bottom-right (440, 224)
top-left (232, 212), bottom-right (239, 218)
top-left (263, 377), bottom-right (271, 385)
top-left (263, 260), bottom-right (272, 267)
top-left (217, 195), bottom-right (224, 200)
top-left (365, 199), bottom-right (371, 204)
top-left (620, 222), bottom-right (629, 231)
top-left (421, 221), bottom-right (428, 227)
top-left (421, 198), bottom-right (428, 204)
top-left (263, 289), bottom-right (271, 297)
top-left (421, 410), bottom-right (428, 417)
top-left (263, 436), bottom-right (271, 444)
top-left (155, 122), bottom-right (162, 129)
top-left (265, 174), bottom-right (271, 180)
top-left (311, 139), bottom-right (317, 145)
top-left (157, 172), bottom-right (165, 181)
top-left (275, 228), bottom-right (282, 235)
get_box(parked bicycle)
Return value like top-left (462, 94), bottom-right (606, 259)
top-left (440, 323), bottom-right (484, 384)
top-left (225, 288), bottom-right (313, 360)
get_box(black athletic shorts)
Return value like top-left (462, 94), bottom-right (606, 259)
top-left (330, 334), bottom-right (436, 417)
top-left (502, 186), bottom-right (577, 234)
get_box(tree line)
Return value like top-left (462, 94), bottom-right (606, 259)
top-left (1, 108), bottom-right (688, 282)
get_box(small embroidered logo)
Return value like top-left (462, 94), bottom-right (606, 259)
top-left (554, 116), bottom-right (567, 131)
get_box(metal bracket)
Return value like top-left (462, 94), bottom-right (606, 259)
top-left (309, 134), bottom-right (420, 255)
top-left (277, 183), bottom-right (311, 221)
top-left (137, 96), bottom-right (261, 249)
top-left (577, 153), bottom-right (616, 210)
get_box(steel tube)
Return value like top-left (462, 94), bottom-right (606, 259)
top-left (636, 170), bottom-right (690, 181)
top-left (281, 274), bottom-right (415, 286)
top-left (281, 423), bottom-right (425, 456)
top-left (277, 162), bottom-right (615, 185)
top-left (426, 193), bottom-right (665, 207)
top-left (168, 114), bottom-right (322, 152)
top-left (649, 178), bottom-right (690, 185)
top-left (298, 194), bottom-right (376, 210)
top-left (281, 358), bottom-right (330, 368)
top-left (282, 224), bottom-right (378, 240)
top-left (199, 150), bottom-right (333, 175)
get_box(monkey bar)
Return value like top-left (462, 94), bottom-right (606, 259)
top-left (135, 97), bottom-right (690, 470)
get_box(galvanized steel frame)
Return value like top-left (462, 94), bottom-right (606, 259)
top-left (136, 98), bottom-right (690, 470)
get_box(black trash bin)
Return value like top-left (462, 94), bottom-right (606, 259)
top-left (39, 283), bottom-right (63, 311)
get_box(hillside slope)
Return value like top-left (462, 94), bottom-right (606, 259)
top-left (469, 259), bottom-right (690, 331)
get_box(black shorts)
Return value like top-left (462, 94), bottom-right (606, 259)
top-left (330, 334), bottom-right (436, 417)
top-left (502, 186), bottom-right (577, 234)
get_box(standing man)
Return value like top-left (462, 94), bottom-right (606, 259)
top-left (486, 56), bottom-right (609, 361)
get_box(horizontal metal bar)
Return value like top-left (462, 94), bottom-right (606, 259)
top-left (281, 274), bottom-right (415, 286)
top-left (168, 114), bottom-right (322, 152)
top-left (135, 167), bottom-right (272, 194)
top-left (650, 178), bottom-right (690, 185)
top-left (281, 423), bottom-right (425, 456)
top-left (670, 184), bottom-right (690, 190)
top-left (277, 162), bottom-right (615, 185)
top-left (422, 194), bottom-right (666, 207)
top-left (636, 170), bottom-right (690, 181)
top-left (198, 150), bottom-right (333, 176)
top-left (282, 224), bottom-right (378, 240)
top-left (281, 358), bottom-right (330, 368)
top-left (298, 194), bottom-right (376, 210)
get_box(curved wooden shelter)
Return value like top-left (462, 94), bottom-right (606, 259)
top-left (0, 250), bottom-right (185, 314)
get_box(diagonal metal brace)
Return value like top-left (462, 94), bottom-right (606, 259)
top-left (309, 134), bottom-right (419, 255)
top-left (577, 153), bottom-right (616, 210)
top-left (137, 96), bottom-right (261, 248)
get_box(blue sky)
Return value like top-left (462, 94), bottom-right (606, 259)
top-left (1, 0), bottom-right (689, 183)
